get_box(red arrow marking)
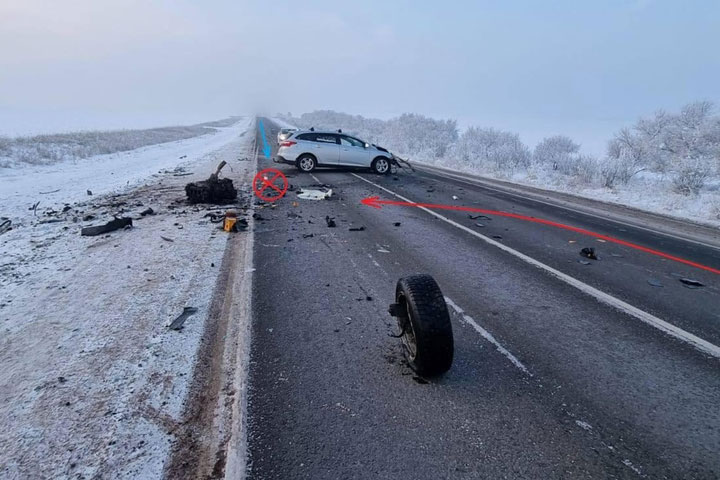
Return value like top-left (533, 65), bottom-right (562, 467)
top-left (361, 196), bottom-right (720, 276)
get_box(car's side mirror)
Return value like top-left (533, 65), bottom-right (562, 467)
top-left (364, 143), bottom-right (369, 148)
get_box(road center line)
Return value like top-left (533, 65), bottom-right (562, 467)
top-left (351, 173), bottom-right (720, 360)
top-left (444, 296), bottom-right (532, 375)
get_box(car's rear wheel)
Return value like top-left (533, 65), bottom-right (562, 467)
top-left (371, 157), bottom-right (391, 175)
top-left (297, 154), bottom-right (316, 173)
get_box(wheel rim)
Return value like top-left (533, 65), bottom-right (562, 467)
top-left (300, 157), bottom-right (314, 171)
top-left (375, 159), bottom-right (389, 173)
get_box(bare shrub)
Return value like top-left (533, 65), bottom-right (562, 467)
top-left (672, 160), bottom-right (712, 195)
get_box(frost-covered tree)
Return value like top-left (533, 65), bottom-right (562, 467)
top-left (533, 135), bottom-right (580, 173)
top-left (453, 127), bottom-right (531, 170)
top-left (606, 101), bottom-right (720, 193)
top-left (384, 114), bottom-right (458, 158)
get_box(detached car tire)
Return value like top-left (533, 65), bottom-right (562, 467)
top-left (392, 274), bottom-right (454, 376)
top-left (297, 154), bottom-right (316, 173)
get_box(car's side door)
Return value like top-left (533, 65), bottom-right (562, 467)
top-left (312, 133), bottom-right (340, 165)
top-left (338, 135), bottom-right (372, 167)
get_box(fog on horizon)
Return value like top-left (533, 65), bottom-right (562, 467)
top-left (1, 0), bottom-right (718, 155)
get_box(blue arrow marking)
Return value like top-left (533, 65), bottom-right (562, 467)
top-left (258, 118), bottom-right (272, 158)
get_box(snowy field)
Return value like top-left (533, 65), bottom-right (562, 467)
top-left (0, 117), bottom-right (244, 169)
top-left (0, 117), bottom-right (256, 478)
top-left (277, 103), bottom-right (720, 228)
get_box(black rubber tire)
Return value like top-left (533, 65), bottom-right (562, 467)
top-left (394, 274), bottom-right (454, 376)
top-left (296, 154), bottom-right (316, 173)
top-left (371, 157), bottom-right (391, 175)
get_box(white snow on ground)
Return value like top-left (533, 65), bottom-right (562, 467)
top-left (0, 118), bottom-right (256, 478)
top-left (1, 119), bottom-right (252, 222)
top-left (420, 159), bottom-right (720, 229)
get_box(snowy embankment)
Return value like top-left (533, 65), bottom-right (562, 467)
top-left (276, 105), bottom-right (720, 228)
top-left (0, 117), bottom-right (256, 478)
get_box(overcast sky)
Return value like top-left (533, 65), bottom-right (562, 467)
top-left (1, 0), bottom-right (718, 153)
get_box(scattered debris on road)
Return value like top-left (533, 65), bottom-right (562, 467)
top-left (140, 207), bottom-right (154, 216)
top-left (492, 235), bottom-right (503, 239)
top-left (87, 190), bottom-right (93, 196)
top-left (185, 161), bottom-right (237, 204)
top-left (468, 214), bottom-right (491, 220)
top-left (474, 223), bottom-right (485, 228)
top-left (39, 189), bottom-right (61, 195)
top-left (578, 260), bottom-right (592, 265)
top-left (679, 278), bottom-right (704, 289)
top-left (452, 195), bottom-right (459, 200)
top-left (325, 216), bottom-right (336, 228)
top-left (349, 226), bottom-right (365, 231)
top-left (160, 236), bottom-right (174, 242)
top-left (580, 247), bottom-right (599, 260)
top-left (81, 217), bottom-right (133, 236)
top-left (302, 233), bottom-right (314, 238)
top-left (393, 222), bottom-right (401, 227)
top-left (168, 307), bottom-right (198, 331)
top-left (647, 279), bottom-right (664, 287)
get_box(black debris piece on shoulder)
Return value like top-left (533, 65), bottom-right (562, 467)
top-left (580, 247), bottom-right (598, 260)
top-left (169, 307), bottom-right (198, 331)
top-left (325, 216), bottom-right (336, 228)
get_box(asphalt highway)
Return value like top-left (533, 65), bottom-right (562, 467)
top-left (245, 119), bottom-right (720, 479)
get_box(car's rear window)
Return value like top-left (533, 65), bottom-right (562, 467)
top-left (296, 133), bottom-right (316, 141)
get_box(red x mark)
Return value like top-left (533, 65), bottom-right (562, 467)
top-left (252, 168), bottom-right (288, 202)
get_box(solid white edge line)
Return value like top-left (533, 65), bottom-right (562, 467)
top-left (415, 164), bottom-right (720, 252)
top-left (351, 172), bottom-right (720, 360)
top-left (444, 296), bottom-right (532, 376)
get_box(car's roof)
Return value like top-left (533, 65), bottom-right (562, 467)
top-left (293, 129), bottom-right (354, 136)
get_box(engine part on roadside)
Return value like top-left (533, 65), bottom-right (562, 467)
top-left (0, 218), bottom-right (11, 235)
top-left (679, 278), bottom-right (704, 288)
top-left (388, 274), bottom-right (454, 377)
top-left (580, 247), bottom-right (598, 260)
top-left (325, 216), bottom-right (336, 228)
top-left (185, 160), bottom-right (237, 204)
top-left (169, 306), bottom-right (198, 331)
top-left (81, 217), bottom-right (133, 236)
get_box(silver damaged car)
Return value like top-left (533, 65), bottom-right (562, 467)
top-left (274, 130), bottom-right (395, 174)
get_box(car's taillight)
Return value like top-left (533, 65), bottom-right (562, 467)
top-left (280, 141), bottom-right (296, 147)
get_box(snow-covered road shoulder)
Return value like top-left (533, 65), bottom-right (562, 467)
top-left (0, 119), bottom-right (257, 478)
